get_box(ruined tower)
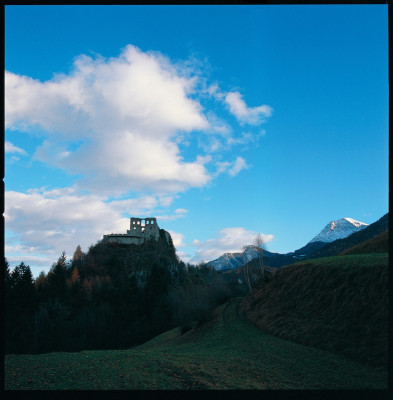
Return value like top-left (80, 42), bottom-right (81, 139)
top-left (127, 217), bottom-right (160, 240)
top-left (102, 217), bottom-right (160, 245)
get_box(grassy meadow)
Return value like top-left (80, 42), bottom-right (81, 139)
top-left (5, 294), bottom-right (388, 389)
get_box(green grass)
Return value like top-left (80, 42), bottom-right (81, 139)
top-left (301, 252), bottom-right (388, 266)
top-left (242, 253), bottom-right (389, 367)
top-left (340, 231), bottom-right (388, 255)
top-left (5, 296), bottom-right (388, 390)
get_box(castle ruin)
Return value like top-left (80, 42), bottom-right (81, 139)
top-left (102, 217), bottom-right (161, 245)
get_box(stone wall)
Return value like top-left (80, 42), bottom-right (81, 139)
top-left (102, 217), bottom-right (160, 245)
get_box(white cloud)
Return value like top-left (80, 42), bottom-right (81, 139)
top-left (166, 230), bottom-right (193, 263)
top-left (225, 91), bottom-right (272, 125)
top-left (167, 230), bottom-right (186, 249)
top-left (4, 188), bottom-right (169, 274)
top-left (228, 156), bottom-right (249, 176)
top-left (215, 161), bottom-right (231, 175)
top-left (5, 46), bottom-right (273, 196)
top-left (227, 130), bottom-right (266, 147)
top-left (156, 208), bottom-right (188, 221)
top-left (5, 45), bottom-right (212, 196)
top-left (190, 227), bottom-right (274, 263)
top-left (5, 46), bottom-right (208, 135)
top-left (214, 156), bottom-right (249, 177)
top-left (6, 254), bottom-right (57, 277)
top-left (4, 45), bottom-right (274, 271)
top-left (5, 141), bottom-right (27, 155)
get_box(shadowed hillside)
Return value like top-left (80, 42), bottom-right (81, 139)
top-left (241, 253), bottom-right (388, 366)
top-left (5, 296), bottom-right (387, 389)
top-left (340, 230), bottom-right (388, 255)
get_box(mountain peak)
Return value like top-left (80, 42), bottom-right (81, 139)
top-left (309, 217), bottom-right (368, 244)
top-left (207, 245), bottom-right (262, 271)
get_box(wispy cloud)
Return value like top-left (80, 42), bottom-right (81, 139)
top-left (157, 208), bottom-right (188, 221)
top-left (225, 91), bottom-right (272, 125)
top-left (215, 156), bottom-right (249, 177)
top-left (5, 141), bottom-right (27, 155)
top-left (228, 156), bottom-right (249, 176)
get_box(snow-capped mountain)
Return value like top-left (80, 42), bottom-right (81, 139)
top-left (308, 218), bottom-right (368, 244)
top-left (207, 245), bottom-right (262, 271)
top-left (206, 216), bottom-right (376, 271)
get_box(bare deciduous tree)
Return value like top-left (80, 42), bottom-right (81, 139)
top-left (242, 245), bottom-right (252, 292)
top-left (253, 233), bottom-right (265, 279)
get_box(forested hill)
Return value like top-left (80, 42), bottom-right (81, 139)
top-left (5, 230), bottom-right (239, 355)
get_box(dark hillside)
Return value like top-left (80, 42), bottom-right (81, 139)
top-left (340, 230), bottom-right (388, 255)
top-left (262, 251), bottom-right (299, 268)
top-left (5, 297), bottom-right (387, 389)
top-left (305, 213), bottom-right (388, 259)
top-left (291, 241), bottom-right (326, 257)
top-left (5, 229), bottom-right (237, 355)
top-left (241, 253), bottom-right (388, 366)
top-left (82, 228), bottom-right (178, 283)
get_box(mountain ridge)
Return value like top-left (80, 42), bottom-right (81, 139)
top-left (308, 217), bottom-right (368, 244)
top-left (206, 213), bottom-right (388, 271)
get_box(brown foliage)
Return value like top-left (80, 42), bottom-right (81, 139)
top-left (71, 267), bottom-right (80, 284)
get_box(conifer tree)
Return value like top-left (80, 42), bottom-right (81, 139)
top-left (72, 245), bottom-right (85, 272)
top-left (47, 254), bottom-right (68, 299)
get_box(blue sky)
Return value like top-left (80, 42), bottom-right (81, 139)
top-left (5, 5), bottom-right (388, 276)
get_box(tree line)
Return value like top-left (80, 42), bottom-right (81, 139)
top-left (4, 232), bottom-right (245, 355)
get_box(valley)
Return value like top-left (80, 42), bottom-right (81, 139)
top-left (4, 213), bottom-right (389, 390)
top-left (5, 293), bottom-right (387, 390)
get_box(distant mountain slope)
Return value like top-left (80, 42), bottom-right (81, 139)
top-left (262, 250), bottom-right (300, 268)
top-left (206, 213), bottom-right (388, 271)
top-left (305, 213), bottom-right (388, 259)
top-left (207, 245), bottom-right (299, 270)
top-left (207, 251), bottom-right (243, 271)
top-left (340, 230), bottom-right (389, 255)
top-left (289, 241), bottom-right (327, 258)
top-left (241, 253), bottom-right (388, 366)
top-left (308, 217), bottom-right (368, 244)
top-left (207, 245), bottom-right (263, 271)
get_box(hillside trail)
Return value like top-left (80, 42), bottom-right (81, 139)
top-left (222, 297), bottom-right (245, 323)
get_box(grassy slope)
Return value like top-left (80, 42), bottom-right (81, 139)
top-left (340, 230), bottom-right (389, 255)
top-left (5, 296), bottom-right (387, 389)
top-left (242, 253), bottom-right (389, 367)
